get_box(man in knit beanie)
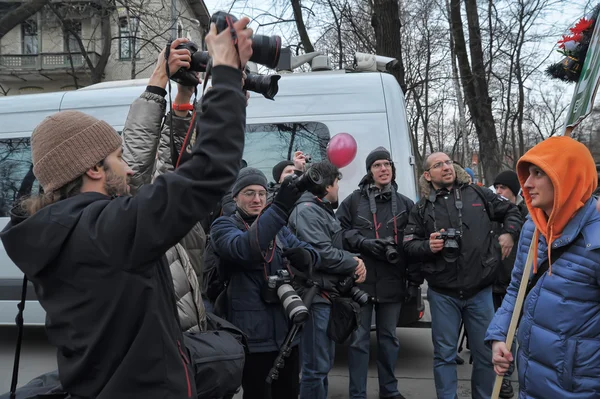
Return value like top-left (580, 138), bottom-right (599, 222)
top-left (338, 146), bottom-right (414, 399)
top-left (493, 170), bottom-right (521, 204)
top-left (0, 24), bottom-right (253, 399)
top-left (210, 167), bottom-right (320, 398)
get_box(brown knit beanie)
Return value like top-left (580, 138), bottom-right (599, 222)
top-left (31, 110), bottom-right (122, 192)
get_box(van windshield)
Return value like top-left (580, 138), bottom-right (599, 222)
top-left (244, 122), bottom-right (330, 183)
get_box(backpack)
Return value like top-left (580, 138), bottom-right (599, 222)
top-left (202, 214), bottom-right (247, 302)
top-left (183, 312), bottom-right (247, 399)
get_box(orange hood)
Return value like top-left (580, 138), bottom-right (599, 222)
top-left (517, 136), bottom-right (597, 273)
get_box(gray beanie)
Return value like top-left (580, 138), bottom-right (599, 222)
top-left (31, 110), bottom-right (122, 192)
top-left (231, 167), bottom-right (268, 197)
top-left (366, 146), bottom-right (391, 171)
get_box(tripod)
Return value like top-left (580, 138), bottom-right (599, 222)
top-left (264, 284), bottom-right (319, 399)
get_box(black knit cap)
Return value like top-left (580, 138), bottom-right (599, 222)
top-left (366, 146), bottom-right (391, 171)
top-left (272, 160), bottom-right (294, 182)
top-left (494, 170), bottom-right (520, 197)
top-left (232, 167), bottom-right (268, 197)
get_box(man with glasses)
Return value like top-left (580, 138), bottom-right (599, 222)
top-left (403, 152), bottom-right (523, 399)
top-left (210, 167), bottom-right (320, 398)
top-left (337, 147), bottom-right (415, 399)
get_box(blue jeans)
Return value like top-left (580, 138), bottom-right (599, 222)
top-left (428, 286), bottom-right (495, 399)
top-left (300, 302), bottom-right (335, 399)
top-left (348, 302), bottom-right (402, 399)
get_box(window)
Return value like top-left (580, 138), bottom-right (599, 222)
top-left (119, 16), bottom-right (139, 59)
top-left (64, 21), bottom-right (82, 52)
top-left (0, 138), bottom-right (39, 217)
top-left (22, 19), bottom-right (38, 55)
top-left (244, 122), bottom-right (330, 183)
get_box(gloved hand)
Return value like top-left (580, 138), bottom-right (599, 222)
top-left (360, 239), bottom-right (386, 258)
top-left (405, 282), bottom-right (420, 304)
top-left (273, 175), bottom-right (302, 213)
top-left (283, 247), bottom-right (313, 272)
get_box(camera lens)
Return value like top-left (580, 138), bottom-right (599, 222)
top-left (243, 73), bottom-right (281, 100)
top-left (277, 284), bottom-right (309, 324)
top-left (190, 51), bottom-right (210, 73)
top-left (442, 239), bottom-right (460, 263)
top-left (385, 246), bottom-right (400, 264)
top-left (251, 34), bottom-right (282, 69)
top-left (350, 286), bottom-right (370, 306)
top-left (293, 167), bottom-right (323, 193)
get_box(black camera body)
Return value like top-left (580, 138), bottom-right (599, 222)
top-left (337, 275), bottom-right (370, 306)
top-left (169, 11), bottom-right (282, 99)
top-left (262, 269), bottom-right (309, 324)
top-left (379, 236), bottom-right (400, 264)
top-left (439, 228), bottom-right (462, 263)
top-left (291, 167), bottom-right (323, 193)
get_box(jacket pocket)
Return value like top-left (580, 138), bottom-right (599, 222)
top-left (561, 338), bottom-right (577, 392)
top-left (230, 297), bottom-right (271, 343)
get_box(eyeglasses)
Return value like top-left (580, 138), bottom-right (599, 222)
top-left (241, 190), bottom-right (267, 199)
top-left (371, 161), bottom-right (392, 170)
top-left (427, 160), bottom-right (453, 171)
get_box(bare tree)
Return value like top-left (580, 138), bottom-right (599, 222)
top-left (0, 0), bottom-right (50, 41)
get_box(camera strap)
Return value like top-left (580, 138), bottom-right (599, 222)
top-left (163, 40), bottom-right (180, 169)
top-left (9, 276), bottom-right (28, 399)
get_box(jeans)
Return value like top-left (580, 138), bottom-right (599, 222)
top-left (348, 302), bottom-right (402, 399)
top-left (428, 286), bottom-right (495, 399)
top-left (299, 302), bottom-right (335, 399)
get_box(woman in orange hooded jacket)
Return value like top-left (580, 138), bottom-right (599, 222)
top-left (485, 136), bottom-right (600, 398)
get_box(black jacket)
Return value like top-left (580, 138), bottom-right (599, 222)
top-left (0, 66), bottom-right (246, 399)
top-left (493, 199), bottom-right (529, 294)
top-left (403, 165), bottom-right (523, 299)
top-left (288, 192), bottom-right (358, 304)
top-left (337, 177), bottom-right (415, 302)
top-left (210, 204), bottom-right (319, 353)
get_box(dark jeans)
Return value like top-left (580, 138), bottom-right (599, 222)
top-left (429, 286), bottom-right (495, 399)
top-left (348, 302), bottom-right (403, 399)
top-left (242, 346), bottom-right (300, 399)
top-left (299, 302), bottom-right (335, 399)
top-left (493, 292), bottom-right (516, 377)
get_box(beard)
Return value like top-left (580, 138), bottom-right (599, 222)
top-left (104, 165), bottom-right (130, 197)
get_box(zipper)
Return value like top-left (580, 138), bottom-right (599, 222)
top-left (177, 340), bottom-right (192, 398)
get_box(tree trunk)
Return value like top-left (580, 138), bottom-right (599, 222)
top-left (371, 0), bottom-right (406, 92)
top-left (291, 0), bottom-right (315, 53)
top-left (0, 0), bottom-right (49, 41)
top-left (449, 0), bottom-right (500, 184)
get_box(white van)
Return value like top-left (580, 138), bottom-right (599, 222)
top-left (0, 68), bottom-right (425, 327)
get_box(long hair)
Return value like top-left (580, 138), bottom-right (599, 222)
top-left (20, 176), bottom-right (84, 216)
top-left (19, 159), bottom-right (106, 216)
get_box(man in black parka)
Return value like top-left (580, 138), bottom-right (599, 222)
top-left (337, 147), bottom-right (415, 399)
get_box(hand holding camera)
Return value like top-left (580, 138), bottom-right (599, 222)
top-left (149, 38), bottom-right (193, 88)
top-left (429, 230), bottom-right (445, 253)
top-left (273, 175), bottom-right (303, 213)
top-left (353, 257), bottom-right (367, 284)
top-left (360, 239), bottom-right (386, 258)
top-left (205, 15), bottom-right (253, 69)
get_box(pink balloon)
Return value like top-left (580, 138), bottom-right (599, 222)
top-left (327, 133), bottom-right (357, 168)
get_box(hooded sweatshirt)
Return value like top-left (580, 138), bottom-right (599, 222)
top-left (517, 136), bottom-right (597, 273)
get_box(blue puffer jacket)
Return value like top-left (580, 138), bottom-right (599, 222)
top-left (485, 198), bottom-right (600, 398)
top-left (210, 204), bottom-right (320, 353)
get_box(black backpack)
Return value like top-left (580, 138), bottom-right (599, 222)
top-left (202, 214), bottom-right (247, 302)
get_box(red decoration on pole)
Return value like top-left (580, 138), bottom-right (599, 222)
top-left (327, 133), bottom-right (357, 168)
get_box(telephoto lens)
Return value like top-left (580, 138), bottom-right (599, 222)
top-left (293, 167), bottom-right (323, 193)
top-left (277, 284), bottom-right (309, 324)
top-left (244, 73), bottom-right (281, 100)
top-left (349, 286), bottom-right (370, 306)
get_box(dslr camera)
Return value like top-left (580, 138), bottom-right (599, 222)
top-left (379, 236), bottom-right (400, 264)
top-left (170, 11), bottom-right (282, 100)
top-left (262, 270), bottom-right (309, 324)
top-left (438, 228), bottom-right (462, 263)
top-left (337, 275), bottom-right (370, 306)
top-left (289, 166), bottom-right (323, 193)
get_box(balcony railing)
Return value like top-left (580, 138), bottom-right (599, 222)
top-left (0, 52), bottom-right (101, 72)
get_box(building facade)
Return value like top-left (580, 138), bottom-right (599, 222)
top-left (0, 0), bottom-right (210, 96)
